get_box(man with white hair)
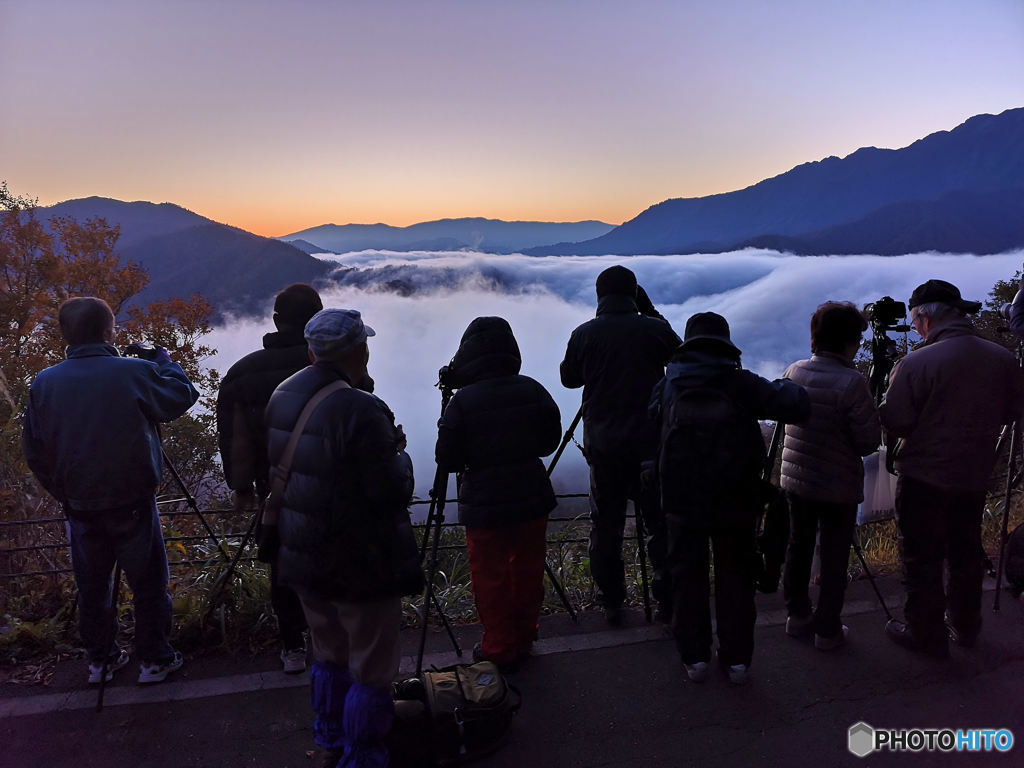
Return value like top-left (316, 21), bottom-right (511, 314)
top-left (264, 308), bottom-right (423, 768)
top-left (880, 279), bottom-right (1024, 658)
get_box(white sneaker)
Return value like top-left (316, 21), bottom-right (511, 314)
top-left (87, 649), bottom-right (130, 685)
top-left (281, 647), bottom-right (307, 674)
top-left (785, 615), bottom-right (813, 638)
top-left (138, 651), bottom-right (183, 684)
top-left (727, 664), bottom-right (749, 685)
top-left (684, 661), bottom-right (709, 683)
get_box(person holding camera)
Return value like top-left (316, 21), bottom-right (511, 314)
top-left (435, 316), bottom-right (562, 670)
top-left (216, 282), bottom-right (323, 674)
top-left (559, 265), bottom-right (681, 624)
top-left (264, 308), bottom-right (423, 768)
top-left (780, 302), bottom-right (880, 651)
top-left (650, 312), bottom-right (809, 685)
top-left (22, 297), bottom-right (199, 685)
top-left (880, 279), bottom-right (1024, 657)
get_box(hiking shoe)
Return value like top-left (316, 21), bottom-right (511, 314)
top-left (814, 625), bottom-right (849, 651)
top-left (727, 664), bottom-right (749, 686)
top-left (944, 615), bottom-right (978, 648)
top-left (471, 642), bottom-right (518, 674)
top-left (604, 606), bottom-right (624, 627)
top-left (280, 647), bottom-right (307, 674)
top-left (684, 661), bottom-right (709, 683)
top-left (138, 651), bottom-right (184, 684)
top-left (785, 615), bottom-right (813, 638)
top-left (885, 619), bottom-right (949, 659)
top-left (87, 649), bottom-right (130, 685)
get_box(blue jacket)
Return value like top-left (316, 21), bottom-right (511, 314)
top-left (22, 343), bottom-right (199, 510)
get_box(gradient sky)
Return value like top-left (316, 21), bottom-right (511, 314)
top-left (2, 0), bottom-right (1022, 237)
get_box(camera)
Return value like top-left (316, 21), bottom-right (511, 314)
top-left (123, 342), bottom-right (166, 362)
top-left (864, 296), bottom-right (907, 329)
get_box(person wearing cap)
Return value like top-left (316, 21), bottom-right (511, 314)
top-left (559, 265), bottom-right (681, 624)
top-left (780, 302), bottom-right (881, 651)
top-left (264, 307), bottom-right (423, 768)
top-left (880, 279), bottom-right (1024, 658)
top-left (216, 283), bottom-right (323, 674)
top-left (435, 316), bottom-right (562, 671)
top-left (650, 312), bottom-right (809, 685)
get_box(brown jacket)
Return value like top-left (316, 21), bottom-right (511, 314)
top-left (880, 319), bottom-right (1024, 492)
top-left (781, 353), bottom-right (881, 504)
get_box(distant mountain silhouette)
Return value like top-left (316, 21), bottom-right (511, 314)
top-left (40, 198), bottom-right (330, 315)
top-left (287, 238), bottom-right (338, 255)
top-left (527, 107), bottom-right (1024, 256)
top-left (281, 218), bottom-right (615, 254)
top-left (737, 188), bottom-right (1024, 255)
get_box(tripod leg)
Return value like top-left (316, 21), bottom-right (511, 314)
top-left (994, 422), bottom-right (1018, 612)
top-left (633, 506), bottom-right (652, 623)
top-left (204, 510), bottom-right (261, 621)
top-left (162, 449), bottom-right (229, 561)
top-left (95, 562), bottom-right (122, 713)
top-left (546, 407), bottom-right (583, 477)
top-left (544, 561), bottom-right (578, 622)
top-left (851, 530), bottom-right (893, 621)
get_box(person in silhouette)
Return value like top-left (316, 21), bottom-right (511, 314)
top-left (560, 266), bottom-right (680, 624)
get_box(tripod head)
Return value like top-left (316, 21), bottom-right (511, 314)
top-left (436, 363), bottom-right (457, 412)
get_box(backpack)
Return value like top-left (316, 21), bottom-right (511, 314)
top-left (657, 372), bottom-right (762, 522)
top-left (390, 661), bottom-right (521, 765)
top-left (1004, 522), bottom-right (1024, 598)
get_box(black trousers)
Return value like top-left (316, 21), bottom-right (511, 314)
top-left (271, 560), bottom-right (308, 651)
top-left (782, 493), bottom-right (857, 639)
top-left (588, 455), bottom-right (643, 609)
top-left (896, 475), bottom-right (986, 644)
top-left (667, 514), bottom-right (757, 667)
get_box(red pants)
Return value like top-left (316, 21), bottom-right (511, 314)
top-left (465, 516), bottom-right (548, 665)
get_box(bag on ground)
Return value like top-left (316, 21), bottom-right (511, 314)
top-left (391, 661), bottom-right (521, 765)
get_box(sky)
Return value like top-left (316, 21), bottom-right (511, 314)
top-left (2, 1), bottom-right (1022, 237)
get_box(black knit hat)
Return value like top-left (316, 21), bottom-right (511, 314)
top-left (679, 312), bottom-right (740, 354)
top-left (595, 266), bottom-right (638, 299)
top-left (908, 279), bottom-right (982, 314)
top-left (274, 283), bottom-right (323, 329)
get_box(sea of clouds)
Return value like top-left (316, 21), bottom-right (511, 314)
top-left (208, 248), bottom-right (1024, 506)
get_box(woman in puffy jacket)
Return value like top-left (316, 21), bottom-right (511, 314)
top-left (781, 302), bottom-right (881, 651)
top-left (435, 316), bottom-right (562, 669)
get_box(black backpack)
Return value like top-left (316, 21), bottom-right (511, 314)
top-left (657, 371), bottom-right (763, 522)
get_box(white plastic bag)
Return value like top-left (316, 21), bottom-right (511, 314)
top-left (857, 447), bottom-right (897, 526)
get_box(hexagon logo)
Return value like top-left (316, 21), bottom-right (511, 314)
top-left (848, 722), bottom-right (875, 758)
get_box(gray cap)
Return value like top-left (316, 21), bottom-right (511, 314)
top-left (304, 308), bottom-right (376, 359)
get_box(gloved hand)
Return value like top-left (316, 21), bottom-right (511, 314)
top-left (124, 342), bottom-right (171, 364)
top-left (256, 524), bottom-right (280, 563)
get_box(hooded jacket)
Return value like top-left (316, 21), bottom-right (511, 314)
top-left (781, 353), bottom-right (881, 504)
top-left (216, 327), bottom-right (312, 497)
top-left (22, 343), bottom-right (199, 510)
top-left (435, 317), bottom-right (562, 528)
top-left (880, 318), bottom-right (1024, 492)
top-left (560, 294), bottom-right (681, 459)
top-left (265, 361), bottom-right (422, 601)
top-left (649, 346), bottom-right (810, 528)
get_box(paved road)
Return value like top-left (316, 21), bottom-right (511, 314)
top-left (3, 577), bottom-right (1022, 767)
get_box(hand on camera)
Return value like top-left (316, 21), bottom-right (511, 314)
top-left (124, 342), bottom-right (171, 364)
top-left (395, 424), bottom-right (408, 452)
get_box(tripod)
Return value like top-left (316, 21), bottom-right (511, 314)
top-left (992, 336), bottom-right (1023, 612)
top-left (548, 406), bottom-right (652, 622)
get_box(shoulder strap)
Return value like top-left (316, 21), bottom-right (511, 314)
top-left (267, 379), bottom-right (350, 510)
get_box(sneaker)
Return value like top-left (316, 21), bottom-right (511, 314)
top-left (785, 615), bottom-right (813, 638)
top-left (87, 649), bottom-right (130, 685)
top-left (727, 664), bottom-right (749, 686)
top-left (684, 661), bottom-right (709, 683)
top-left (885, 619), bottom-right (949, 659)
top-left (814, 625), bottom-right (849, 651)
top-left (280, 647), bottom-right (307, 674)
top-left (138, 650), bottom-right (184, 684)
top-left (944, 616), bottom-right (978, 648)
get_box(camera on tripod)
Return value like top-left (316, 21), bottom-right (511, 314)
top-left (864, 296), bottom-right (909, 332)
top-left (123, 341), bottom-right (165, 362)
